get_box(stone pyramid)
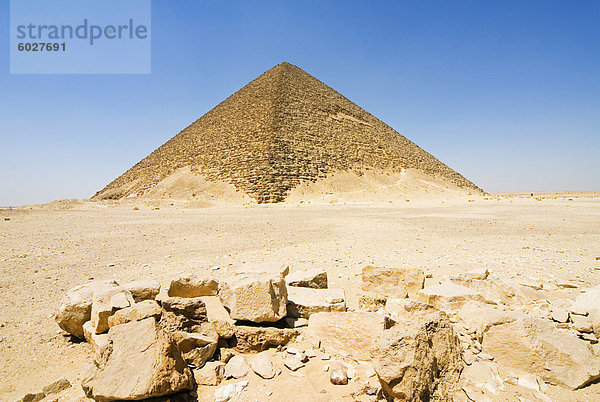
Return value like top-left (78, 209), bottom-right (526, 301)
top-left (94, 62), bottom-right (481, 203)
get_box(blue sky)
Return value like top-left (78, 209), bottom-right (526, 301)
top-left (1, 1), bottom-right (599, 205)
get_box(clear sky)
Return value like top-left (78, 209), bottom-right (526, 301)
top-left (1, 1), bottom-right (599, 206)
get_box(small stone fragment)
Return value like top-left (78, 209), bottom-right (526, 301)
top-left (214, 380), bottom-right (248, 402)
top-left (283, 354), bottom-right (305, 371)
top-left (330, 363), bottom-right (348, 385)
top-left (194, 361), bottom-right (225, 386)
top-left (248, 352), bottom-right (277, 379)
top-left (224, 355), bottom-right (249, 379)
top-left (42, 378), bottom-right (71, 395)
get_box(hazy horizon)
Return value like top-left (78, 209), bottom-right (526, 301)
top-left (1, 1), bottom-right (599, 206)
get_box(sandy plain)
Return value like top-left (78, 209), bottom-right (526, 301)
top-left (1, 193), bottom-right (599, 400)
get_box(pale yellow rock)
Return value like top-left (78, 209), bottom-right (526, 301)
top-left (107, 299), bottom-right (161, 328)
top-left (219, 272), bottom-right (287, 322)
top-left (287, 269), bottom-right (328, 289)
top-left (232, 325), bottom-right (300, 353)
top-left (286, 287), bottom-right (346, 318)
top-left (248, 351), bottom-right (277, 379)
top-left (307, 312), bottom-right (387, 360)
top-left (90, 287), bottom-right (135, 334)
top-left (194, 361), bottom-right (225, 386)
top-left (419, 282), bottom-right (487, 307)
top-left (172, 324), bottom-right (218, 368)
top-left (483, 317), bottom-right (600, 389)
top-left (82, 320), bottom-right (110, 360)
top-left (160, 297), bottom-right (207, 332)
top-left (167, 276), bottom-right (218, 298)
top-left (81, 318), bottom-right (195, 400)
top-left (362, 265), bottom-right (425, 298)
top-left (370, 310), bottom-right (462, 401)
top-left (55, 280), bottom-right (119, 339)
top-left (122, 279), bottom-right (160, 302)
top-left (199, 295), bottom-right (235, 338)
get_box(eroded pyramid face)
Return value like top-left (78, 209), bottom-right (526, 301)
top-left (94, 62), bottom-right (481, 203)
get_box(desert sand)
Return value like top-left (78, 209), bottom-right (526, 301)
top-left (1, 192), bottom-right (600, 400)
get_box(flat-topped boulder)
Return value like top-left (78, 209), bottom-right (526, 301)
top-left (167, 276), bottom-right (219, 298)
top-left (82, 318), bottom-right (195, 400)
top-left (307, 312), bottom-right (387, 360)
top-left (362, 265), bottom-right (425, 298)
top-left (55, 280), bottom-right (119, 338)
top-left (286, 287), bottom-right (346, 318)
top-left (219, 272), bottom-right (287, 322)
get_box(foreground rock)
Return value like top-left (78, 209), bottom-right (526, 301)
top-left (90, 287), bottom-right (135, 334)
top-left (199, 295), bottom-right (235, 339)
top-left (248, 351), bottom-right (277, 379)
top-left (55, 280), bottom-right (119, 338)
top-left (286, 269), bottom-right (328, 289)
top-left (82, 317), bottom-right (195, 400)
top-left (483, 317), bottom-right (600, 389)
top-left (173, 325), bottom-right (218, 368)
top-left (194, 361), bottom-right (225, 386)
top-left (419, 282), bottom-right (487, 307)
top-left (286, 287), bottom-right (346, 318)
top-left (571, 285), bottom-right (600, 338)
top-left (168, 276), bottom-right (219, 298)
top-left (307, 312), bottom-right (387, 360)
top-left (370, 310), bottom-right (462, 400)
top-left (362, 265), bottom-right (425, 298)
top-left (83, 321), bottom-right (110, 360)
top-left (122, 279), bottom-right (161, 302)
top-left (107, 299), bottom-right (162, 328)
top-left (219, 273), bottom-right (287, 322)
top-left (160, 297), bottom-right (207, 332)
top-left (231, 325), bottom-right (300, 353)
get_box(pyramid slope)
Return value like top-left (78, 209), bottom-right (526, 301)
top-left (94, 62), bottom-right (482, 203)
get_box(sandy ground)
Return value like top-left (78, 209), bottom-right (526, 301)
top-left (1, 193), bottom-right (600, 400)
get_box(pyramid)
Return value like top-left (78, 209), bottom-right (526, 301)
top-left (94, 62), bottom-right (482, 203)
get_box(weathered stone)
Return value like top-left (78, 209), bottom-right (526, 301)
top-left (231, 325), bottom-right (300, 353)
top-left (483, 317), bottom-right (600, 389)
top-left (173, 324), bottom-right (218, 368)
top-left (462, 268), bottom-right (489, 281)
top-left (358, 292), bottom-right (387, 312)
top-left (572, 314), bottom-right (593, 333)
top-left (286, 287), bottom-right (346, 318)
top-left (224, 355), bottom-right (249, 379)
top-left (307, 312), bottom-right (387, 360)
top-left (285, 317), bottom-right (309, 328)
top-left (449, 301), bottom-right (515, 341)
top-left (460, 362), bottom-right (504, 395)
top-left (107, 299), bottom-right (162, 328)
top-left (283, 354), bottom-right (305, 371)
top-left (551, 308), bottom-right (570, 323)
top-left (219, 273), bottom-right (287, 322)
top-left (160, 297), bottom-right (207, 332)
top-left (571, 285), bottom-right (600, 339)
top-left (330, 362), bottom-right (348, 385)
top-left (362, 265), bottom-right (425, 298)
top-left (18, 393), bottom-right (44, 402)
top-left (55, 280), bottom-right (119, 338)
top-left (42, 378), bottom-right (71, 395)
top-left (83, 320), bottom-right (110, 360)
top-left (419, 282), bottom-right (487, 307)
top-left (385, 298), bottom-right (435, 322)
top-left (199, 296), bottom-right (235, 339)
top-left (90, 287), bottom-right (135, 334)
top-left (123, 279), bottom-right (161, 302)
top-left (214, 380), bottom-right (248, 402)
top-left (370, 310), bottom-right (462, 401)
top-left (81, 318), bottom-right (195, 400)
top-left (287, 269), bottom-right (328, 289)
top-left (194, 361), bottom-right (225, 386)
top-left (248, 351), bottom-right (277, 379)
top-left (448, 276), bottom-right (519, 305)
top-left (167, 276), bottom-right (218, 298)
